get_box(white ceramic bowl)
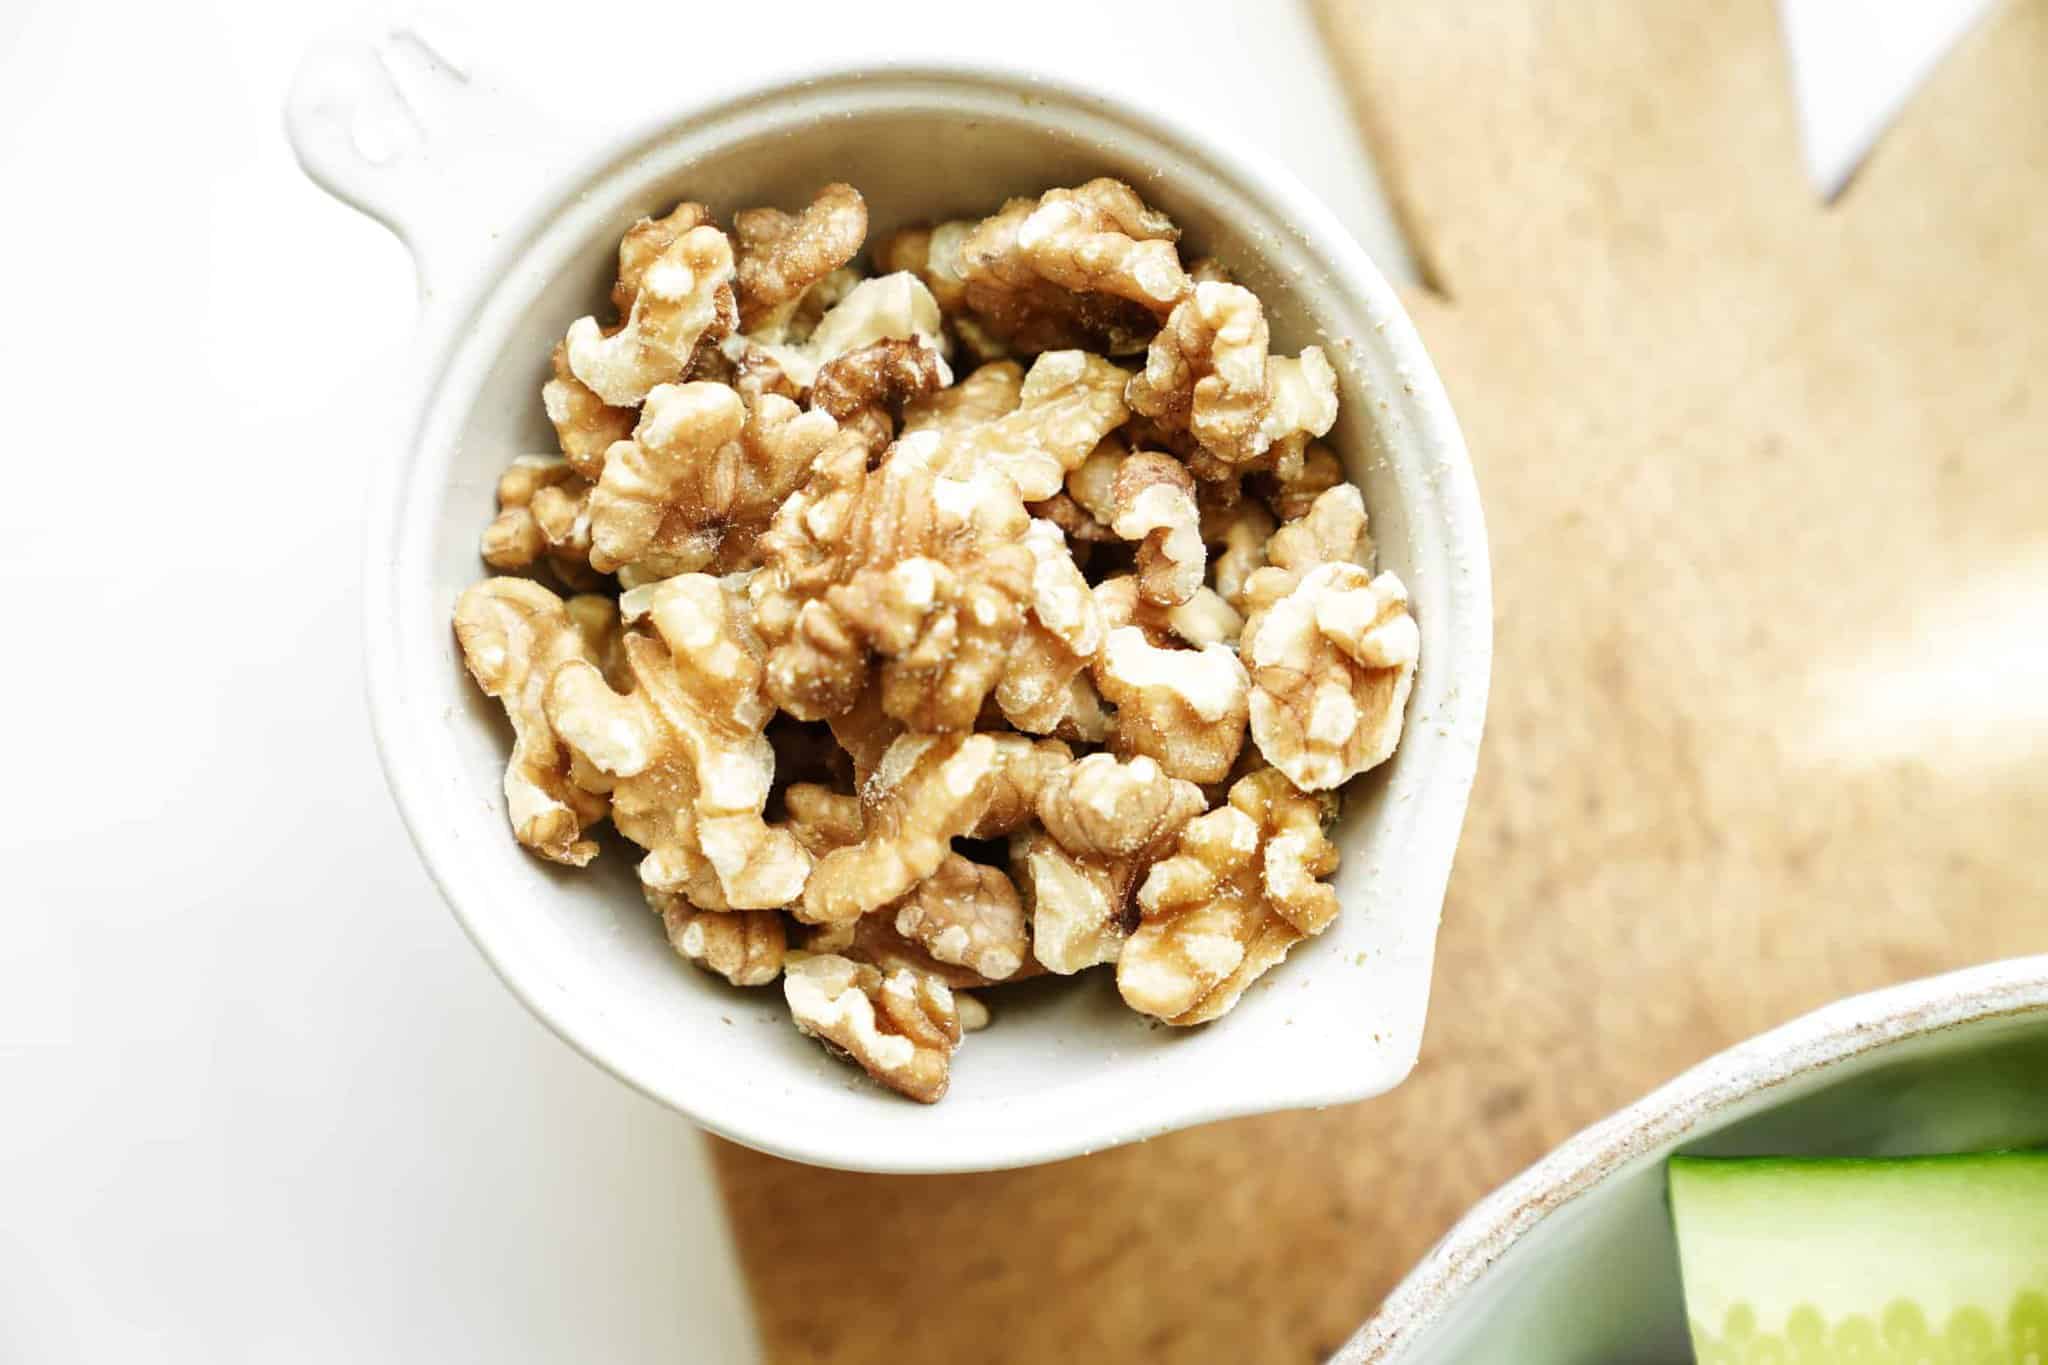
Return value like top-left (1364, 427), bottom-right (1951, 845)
top-left (287, 35), bottom-right (1491, 1172)
top-left (1337, 956), bottom-right (2048, 1362)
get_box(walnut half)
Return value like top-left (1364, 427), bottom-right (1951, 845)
top-left (1017, 753), bottom-right (1206, 974)
top-left (452, 578), bottom-right (613, 866)
top-left (784, 953), bottom-right (962, 1103)
top-left (1240, 485), bottom-right (1416, 790)
top-left (1119, 768), bottom-right (1340, 1024)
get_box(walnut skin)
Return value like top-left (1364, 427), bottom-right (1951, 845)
top-left (783, 954), bottom-right (962, 1103)
top-left (452, 578), bottom-right (613, 866)
top-left (566, 222), bottom-right (737, 406)
top-left (732, 183), bottom-right (868, 337)
top-left (1118, 767), bottom-right (1340, 1024)
top-left (545, 573), bottom-right (809, 911)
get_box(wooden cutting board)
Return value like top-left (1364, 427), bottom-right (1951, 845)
top-left (713, 3), bottom-right (2048, 1359)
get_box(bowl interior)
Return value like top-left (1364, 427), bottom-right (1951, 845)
top-left (384, 71), bottom-right (1488, 1170)
top-left (1347, 990), bottom-right (2048, 1363)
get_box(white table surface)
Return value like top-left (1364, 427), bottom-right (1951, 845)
top-left (0, 0), bottom-right (1985, 1358)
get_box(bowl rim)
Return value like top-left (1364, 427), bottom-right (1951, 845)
top-left (1337, 953), bottom-right (2048, 1362)
top-left (353, 56), bottom-right (1493, 1171)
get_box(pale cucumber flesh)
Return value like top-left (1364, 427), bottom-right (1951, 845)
top-left (1669, 1152), bottom-right (2048, 1363)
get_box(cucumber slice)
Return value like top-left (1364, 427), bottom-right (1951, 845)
top-left (1669, 1152), bottom-right (2048, 1363)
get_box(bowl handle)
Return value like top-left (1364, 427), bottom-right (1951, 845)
top-left (284, 18), bottom-right (574, 306)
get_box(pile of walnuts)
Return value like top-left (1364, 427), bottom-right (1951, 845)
top-left (454, 178), bottom-right (1419, 1103)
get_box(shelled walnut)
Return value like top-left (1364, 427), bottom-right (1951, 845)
top-left (1016, 753), bottom-right (1205, 973)
top-left (1119, 767), bottom-right (1340, 1024)
top-left (454, 176), bottom-right (1419, 1103)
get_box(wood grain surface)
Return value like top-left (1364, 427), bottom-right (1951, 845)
top-left (713, 3), bottom-right (2048, 1359)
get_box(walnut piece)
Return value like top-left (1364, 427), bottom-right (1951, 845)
top-left (995, 519), bottom-right (1106, 734)
top-left (479, 456), bottom-right (602, 592)
top-left (954, 991), bottom-right (991, 1032)
top-left (876, 222), bottom-right (973, 314)
top-left (1204, 488), bottom-right (1276, 609)
top-left (1119, 767), bottom-right (1340, 1024)
top-left (957, 179), bottom-right (1189, 355)
top-left (900, 359), bottom-right (1023, 437)
top-left (823, 682), bottom-right (903, 790)
top-left (800, 732), bottom-right (1001, 923)
top-left (1051, 435), bottom-right (1126, 538)
top-left (566, 222), bottom-right (737, 406)
top-left (876, 221), bottom-right (1017, 363)
top-left (1243, 559), bottom-right (1418, 791)
top-left (800, 889), bottom-right (1019, 991)
top-left (1257, 440), bottom-right (1347, 523)
top-left (810, 336), bottom-right (948, 449)
top-left (1125, 281), bottom-right (1338, 475)
top-left (562, 592), bottom-right (631, 693)
top-left (783, 781), bottom-right (864, 857)
top-left (732, 183), bottom-right (867, 337)
top-left (656, 894), bottom-right (786, 987)
top-left (545, 572), bottom-right (809, 910)
top-left (612, 201), bottom-right (716, 315)
top-left (920, 350), bottom-right (1130, 501)
top-left (587, 382), bottom-right (839, 578)
top-left (750, 430), bottom-right (1033, 730)
top-left (970, 733), bottom-right (1074, 838)
top-left (1094, 573), bottom-right (1243, 649)
top-left (1230, 484), bottom-right (1413, 786)
top-left (743, 272), bottom-right (951, 392)
top-left (542, 344), bottom-right (633, 479)
top-left (1249, 481), bottom-right (1375, 584)
top-left (1018, 753), bottom-right (1207, 973)
top-left (1089, 606), bottom-right (1250, 783)
top-left (1110, 450), bottom-right (1204, 607)
top-left (453, 578), bottom-right (612, 866)
top-left (890, 853), bottom-right (1031, 982)
top-left (783, 954), bottom-right (961, 1103)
